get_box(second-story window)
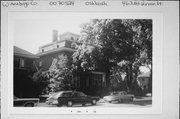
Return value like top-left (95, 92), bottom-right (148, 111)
top-left (14, 58), bottom-right (20, 67)
top-left (71, 42), bottom-right (76, 49)
top-left (20, 59), bottom-right (25, 68)
top-left (71, 37), bottom-right (74, 40)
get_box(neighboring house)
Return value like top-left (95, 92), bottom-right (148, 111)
top-left (14, 46), bottom-right (39, 97)
top-left (36, 30), bottom-right (107, 96)
top-left (137, 72), bottom-right (151, 90)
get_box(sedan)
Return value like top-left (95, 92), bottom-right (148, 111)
top-left (14, 96), bottom-right (39, 107)
top-left (57, 91), bottom-right (100, 107)
top-left (103, 91), bottom-right (134, 103)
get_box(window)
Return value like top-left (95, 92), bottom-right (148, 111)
top-left (86, 78), bottom-right (89, 87)
top-left (71, 37), bottom-right (74, 40)
top-left (57, 41), bottom-right (65, 48)
top-left (62, 92), bottom-right (72, 97)
top-left (42, 49), bottom-right (44, 52)
top-left (92, 74), bottom-right (103, 87)
top-left (14, 58), bottom-right (20, 67)
top-left (39, 61), bottom-right (42, 67)
top-left (120, 92), bottom-right (124, 95)
top-left (20, 59), bottom-right (25, 68)
top-left (111, 92), bottom-right (118, 95)
top-left (102, 75), bottom-right (106, 87)
top-left (71, 42), bottom-right (76, 49)
top-left (77, 92), bottom-right (86, 97)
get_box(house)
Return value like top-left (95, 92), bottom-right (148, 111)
top-left (137, 72), bottom-right (151, 90)
top-left (14, 46), bottom-right (39, 97)
top-left (36, 30), bottom-right (79, 71)
top-left (36, 30), bottom-right (107, 96)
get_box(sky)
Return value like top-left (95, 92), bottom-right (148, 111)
top-left (14, 17), bottom-right (89, 54)
top-left (12, 12), bottom-right (150, 73)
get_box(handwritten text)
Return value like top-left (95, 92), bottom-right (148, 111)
top-left (2, 1), bottom-right (38, 8)
top-left (49, 1), bottom-right (75, 6)
top-left (85, 1), bottom-right (108, 6)
top-left (122, 1), bottom-right (162, 7)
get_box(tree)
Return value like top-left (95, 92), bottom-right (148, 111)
top-left (48, 54), bottom-right (73, 92)
top-left (123, 19), bottom-right (152, 93)
top-left (119, 19), bottom-right (152, 92)
top-left (35, 54), bottom-right (74, 94)
top-left (73, 19), bottom-right (152, 93)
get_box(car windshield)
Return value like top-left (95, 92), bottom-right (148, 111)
top-left (50, 92), bottom-right (63, 98)
top-left (73, 92), bottom-right (87, 97)
top-left (79, 92), bottom-right (87, 97)
top-left (61, 92), bottom-right (72, 97)
top-left (110, 92), bottom-right (119, 95)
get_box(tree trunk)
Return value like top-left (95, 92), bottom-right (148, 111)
top-left (126, 63), bottom-right (133, 92)
top-left (148, 67), bottom-right (152, 94)
top-left (105, 69), bottom-right (111, 91)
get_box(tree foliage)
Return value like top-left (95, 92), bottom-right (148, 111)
top-left (48, 54), bottom-right (73, 92)
top-left (36, 54), bottom-right (74, 94)
top-left (73, 19), bottom-right (152, 92)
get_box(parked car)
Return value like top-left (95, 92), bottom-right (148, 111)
top-left (46, 92), bottom-right (63, 105)
top-left (103, 91), bottom-right (134, 103)
top-left (14, 96), bottom-right (39, 107)
top-left (56, 91), bottom-right (100, 107)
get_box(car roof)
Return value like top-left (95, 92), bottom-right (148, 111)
top-left (111, 91), bottom-right (127, 93)
top-left (111, 91), bottom-right (126, 92)
top-left (54, 91), bottom-right (74, 94)
top-left (53, 90), bottom-right (84, 94)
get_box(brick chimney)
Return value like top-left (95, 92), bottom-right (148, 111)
top-left (52, 30), bottom-right (58, 42)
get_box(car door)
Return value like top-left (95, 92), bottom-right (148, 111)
top-left (119, 92), bottom-right (126, 100)
top-left (71, 92), bottom-right (82, 103)
top-left (121, 92), bottom-right (128, 99)
top-left (78, 92), bottom-right (89, 103)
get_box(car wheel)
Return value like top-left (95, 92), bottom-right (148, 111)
top-left (82, 103), bottom-right (86, 106)
top-left (131, 97), bottom-right (134, 102)
top-left (109, 101), bottom-right (112, 103)
top-left (67, 101), bottom-right (73, 107)
top-left (25, 103), bottom-right (34, 107)
top-left (91, 99), bottom-right (97, 105)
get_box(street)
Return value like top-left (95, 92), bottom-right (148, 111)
top-left (38, 96), bottom-right (152, 108)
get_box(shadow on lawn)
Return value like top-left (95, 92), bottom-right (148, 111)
top-left (122, 99), bottom-right (152, 106)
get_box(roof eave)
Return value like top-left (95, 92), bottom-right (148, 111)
top-left (36, 47), bottom-right (75, 57)
top-left (14, 53), bottom-right (39, 59)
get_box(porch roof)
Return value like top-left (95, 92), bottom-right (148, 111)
top-left (138, 72), bottom-right (151, 78)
